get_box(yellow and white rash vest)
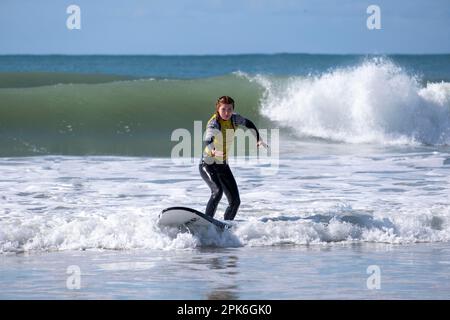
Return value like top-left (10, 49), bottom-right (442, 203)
top-left (202, 112), bottom-right (260, 164)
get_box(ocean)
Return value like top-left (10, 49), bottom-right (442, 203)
top-left (0, 54), bottom-right (449, 299)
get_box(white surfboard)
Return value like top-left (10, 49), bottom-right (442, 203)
top-left (158, 207), bottom-right (232, 231)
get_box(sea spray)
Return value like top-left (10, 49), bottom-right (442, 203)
top-left (252, 58), bottom-right (450, 145)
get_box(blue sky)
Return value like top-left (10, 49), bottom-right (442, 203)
top-left (0, 0), bottom-right (449, 54)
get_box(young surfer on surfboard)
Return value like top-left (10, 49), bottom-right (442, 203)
top-left (200, 96), bottom-right (267, 221)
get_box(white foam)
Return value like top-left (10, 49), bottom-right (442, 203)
top-left (1, 154), bottom-right (449, 253)
top-left (249, 58), bottom-right (450, 146)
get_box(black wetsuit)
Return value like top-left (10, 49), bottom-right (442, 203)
top-left (200, 112), bottom-right (260, 220)
top-left (199, 161), bottom-right (240, 220)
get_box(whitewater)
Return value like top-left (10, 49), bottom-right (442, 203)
top-left (1, 147), bottom-right (449, 254)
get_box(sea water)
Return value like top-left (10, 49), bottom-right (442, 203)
top-left (1, 54), bottom-right (449, 299)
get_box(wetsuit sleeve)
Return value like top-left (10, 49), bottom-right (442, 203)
top-left (243, 118), bottom-right (261, 142)
top-left (233, 113), bottom-right (261, 142)
top-left (203, 120), bottom-right (219, 152)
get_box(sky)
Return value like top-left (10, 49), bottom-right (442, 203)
top-left (0, 0), bottom-right (449, 55)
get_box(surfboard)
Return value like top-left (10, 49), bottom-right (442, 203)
top-left (158, 207), bottom-right (232, 231)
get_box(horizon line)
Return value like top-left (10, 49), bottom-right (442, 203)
top-left (1, 52), bottom-right (450, 56)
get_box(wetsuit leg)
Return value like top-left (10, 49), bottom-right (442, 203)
top-left (217, 165), bottom-right (241, 221)
top-left (199, 162), bottom-right (223, 218)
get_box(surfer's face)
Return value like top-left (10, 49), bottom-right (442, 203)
top-left (217, 103), bottom-right (233, 120)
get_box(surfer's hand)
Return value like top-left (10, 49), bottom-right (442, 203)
top-left (212, 149), bottom-right (224, 157)
top-left (257, 140), bottom-right (268, 149)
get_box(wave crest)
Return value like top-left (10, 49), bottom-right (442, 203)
top-left (255, 58), bottom-right (450, 146)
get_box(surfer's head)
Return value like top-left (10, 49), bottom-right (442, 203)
top-left (216, 96), bottom-right (234, 121)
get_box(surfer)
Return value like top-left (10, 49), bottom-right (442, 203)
top-left (200, 96), bottom-right (267, 221)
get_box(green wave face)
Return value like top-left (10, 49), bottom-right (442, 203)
top-left (0, 73), bottom-right (265, 156)
top-left (0, 72), bottom-right (136, 88)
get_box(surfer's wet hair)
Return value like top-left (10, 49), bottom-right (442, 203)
top-left (216, 96), bottom-right (235, 108)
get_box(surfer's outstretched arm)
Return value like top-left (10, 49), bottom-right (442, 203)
top-left (233, 113), bottom-right (268, 148)
top-left (243, 118), bottom-right (261, 142)
top-left (203, 119), bottom-right (219, 155)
